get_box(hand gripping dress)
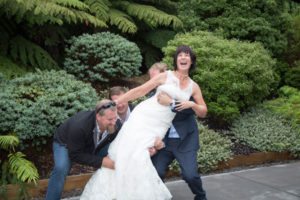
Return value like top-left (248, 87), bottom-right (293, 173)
top-left (80, 71), bottom-right (194, 200)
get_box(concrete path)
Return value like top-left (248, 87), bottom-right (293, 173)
top-left (63, 161), bottom-right (300, 200)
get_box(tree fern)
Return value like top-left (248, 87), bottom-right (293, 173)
top-left (115, 1), bottom-right (183, 29)
top-left (8, 152), bottom-right (39, 184)
top-left (10, 36), bottom-right (58, 69)
top-left (0, 135), bottom-right (39, 186)
top-left (84, 0), bottom-right (111, 21)
top-left (109, 9), bottom-right (137, 33)
top-left (0, 0), bottom-right (107, 27)
top-left (0, 135), bottom-right (19, 151)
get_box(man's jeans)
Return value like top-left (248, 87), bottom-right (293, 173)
top-left (45, 142), bottom-right (109, 200)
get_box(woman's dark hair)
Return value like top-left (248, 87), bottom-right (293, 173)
top-left (173, 45), bottom-right (196, 73)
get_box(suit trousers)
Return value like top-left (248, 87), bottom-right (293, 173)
top-left (152, 138), bottom-right (207, 200)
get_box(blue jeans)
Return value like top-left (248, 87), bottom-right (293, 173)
top-left (45, 142), bottom-right (109, 200)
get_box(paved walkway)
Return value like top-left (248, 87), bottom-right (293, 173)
top-left (64, 161), bottom-right (300, 200)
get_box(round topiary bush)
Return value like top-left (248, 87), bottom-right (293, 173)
top-left (0, 70), bottom-right (99, 148)
top-left (64, 32), bottom-right (142, 83)
top-left (163, 31), bottom-right (278, 124)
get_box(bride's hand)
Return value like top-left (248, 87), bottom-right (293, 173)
top-left (175, 100), bottom-right (195, 111)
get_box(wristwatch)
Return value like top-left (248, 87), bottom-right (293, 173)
top-left (169, 99), bottom-right (175, 109)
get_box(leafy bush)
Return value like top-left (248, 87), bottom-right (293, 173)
top-left (264, 86), bottom-right (300, 131)
top-left (163, 31), bottom-right (278, 124)
top-left (177, 0), bottom-right (293, 57)
top-left (169, 125), bottom-right (232, 173)
top-left (0, 70), bottom-right (99, 148)
top-left (230, 107), bottom-right (300, 156)
top-left (64, 32), bottom-right (142, 83)
top-left (285, 65), bottom-right (300, 89)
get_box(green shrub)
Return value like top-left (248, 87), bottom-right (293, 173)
top-left (64, 32), bottom-right (142, 84)
top-left (177, 0), bottom-right (292, 57)
top-left (169, 125), bottom-right (233, 173)
top-left (0, 56), bottom-right (29, 79)
top-left (163, 31), bottom-right (278, 124)
top-left (264, 86), bottom-right (300, 131)
top-left (230, 107), bottom-right (300, 156)
top-left (0, 70), bottom-right (99, 148)
top-left (285, 65), bottom-right (300, 89)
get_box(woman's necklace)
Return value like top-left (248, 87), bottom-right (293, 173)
top-left (175, 71), bottom-right (189, 81)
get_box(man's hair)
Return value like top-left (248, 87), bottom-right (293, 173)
top-left (95, 99), bottom-right (116, 116)
top-left (108, 86), bottom-right (128, 99)
top-left (173, 45), bottom-right (196, 73)
top-left (149, 62), bottom-right (168, 73)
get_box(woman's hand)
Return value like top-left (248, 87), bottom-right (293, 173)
top-left (175, 100), bottom-right (195, 111)
top-left (157, 92), bottom-right (172, 106)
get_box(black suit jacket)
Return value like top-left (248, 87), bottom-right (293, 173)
top-left (54, 110), bottom-right (122, 168)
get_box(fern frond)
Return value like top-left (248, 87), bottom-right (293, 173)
top-left (1, 0), bottom-right (107, 27)
top-left (54, 0), bottom-right (89, 10)
top-left (84, 0), bottom-right (111, 21)
top-left (10, 36), bottom-right (58, 69)
top-left (75, 10), bottom-right (108, 27)
top-left (8, 152), bottom-right (39, 184)
top-left (109, 9), bottom-right (137, 33)
top-left (34, 1), bottom-right (78, 23)
top-left (0, 0), bottom-right (36, 22)
top-left (116, 1), bottom-right (183, 29)
top-left (0, 135), bottom-right (19, 151)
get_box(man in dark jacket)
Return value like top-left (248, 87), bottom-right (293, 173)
top-left (45, 99), bottom-right (121, 200)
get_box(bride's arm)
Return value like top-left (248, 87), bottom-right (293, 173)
top-left (116, 72), bottom-right (167, 104)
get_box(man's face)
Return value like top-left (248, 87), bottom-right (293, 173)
top-left (148, 68), bottom-right (160, 79)
top-left (110, 94), bottom-right (129, 115)
top-left (96, 109), bottom-right (117, 132)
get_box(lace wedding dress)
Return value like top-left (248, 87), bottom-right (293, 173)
top-left (80, 71), bottom-right (194, 200)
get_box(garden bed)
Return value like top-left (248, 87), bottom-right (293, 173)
top-left (6, 151), bottom-right (297, 199)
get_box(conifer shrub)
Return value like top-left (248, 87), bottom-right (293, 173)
top-left (0, 70), bottom-right (99, 149)
top-left (163, 31), bottom-right (278, 124)
top-left (64, 32), bottom-right (142, 83)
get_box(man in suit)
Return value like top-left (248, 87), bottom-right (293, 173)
top-left (45, 99), bottom-right (120, 200)
top-left (152, 97), bottom-right (207, 200)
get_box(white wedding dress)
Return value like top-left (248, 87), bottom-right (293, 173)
top-left (80, 71), bottom-right (194, 200)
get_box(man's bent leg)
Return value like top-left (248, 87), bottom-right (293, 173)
top-left (152, 144), bottom-right (175, 180)
top-left (45, 142), bottom-right (71, 200)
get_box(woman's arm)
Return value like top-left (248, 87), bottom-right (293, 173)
top-left (116, 72), bottom-right (167, 104)
top-left (175, 83), bottom-right (207, 118)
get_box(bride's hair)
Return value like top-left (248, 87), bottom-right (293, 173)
top-left (173, 45), bottom-right (196, 73)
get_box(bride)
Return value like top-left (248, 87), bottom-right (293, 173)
top-left (80, 45), bottom-right (207, 200)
